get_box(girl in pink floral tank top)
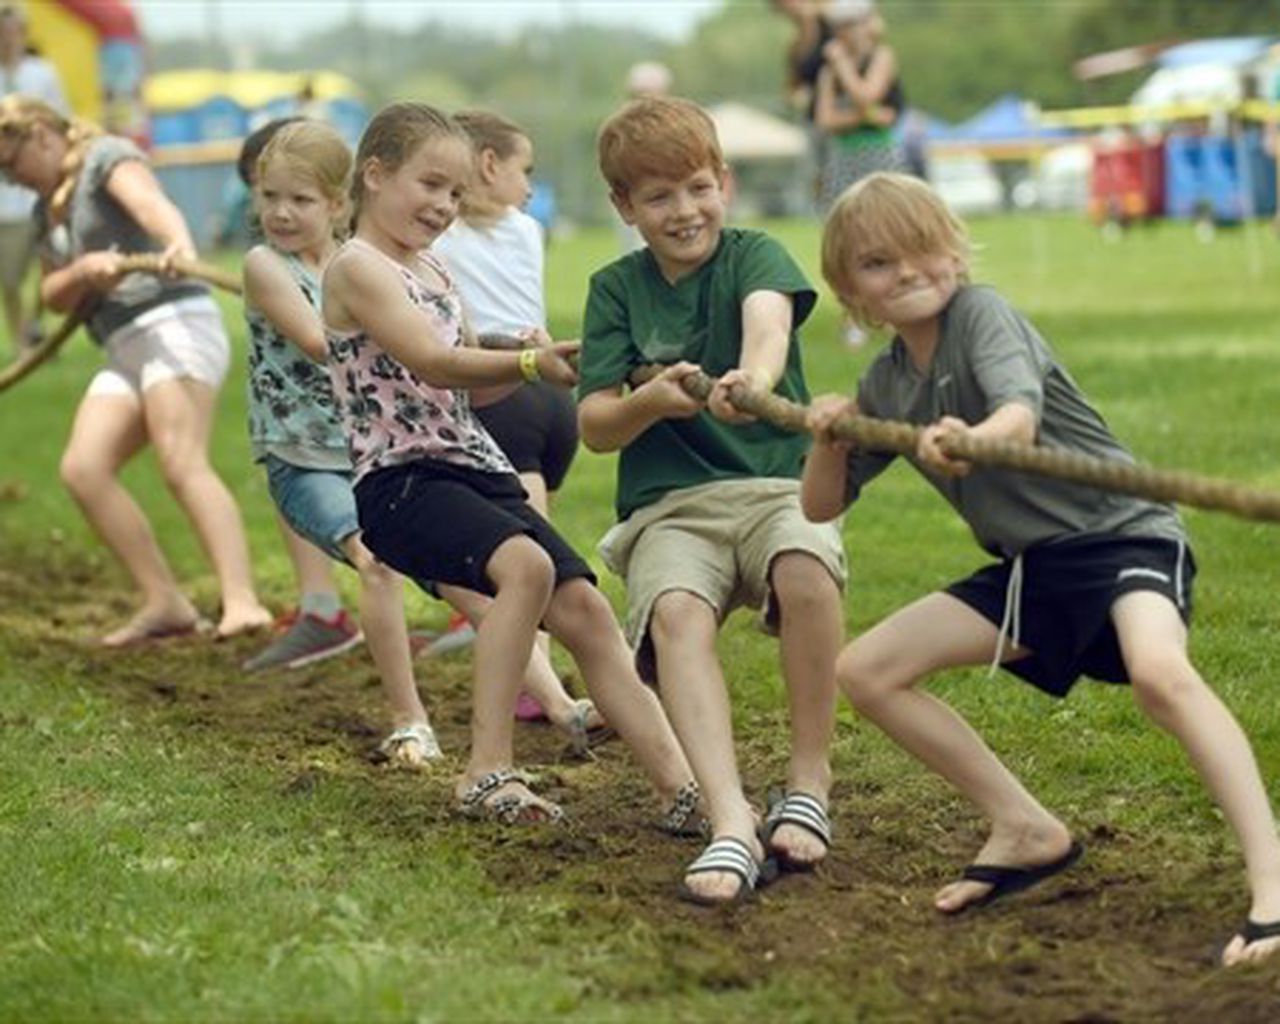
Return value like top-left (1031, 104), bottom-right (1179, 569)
top-left (322, 102), bottom-right (694, 838)
top-left (326, 238), bottom-right (512, 480)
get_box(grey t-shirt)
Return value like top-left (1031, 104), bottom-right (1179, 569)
top-left (845, 285), bottom-right (1184, 557)
top-left (36, 136), bottom-right (206, 343)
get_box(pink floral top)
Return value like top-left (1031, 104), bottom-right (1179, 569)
top-left (325, 238), bottom-right (513, 481)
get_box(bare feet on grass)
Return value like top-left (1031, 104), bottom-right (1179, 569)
top-left (101, 596), bottom-right (204, 647)
top-left (215, 601), bottom-right (274, 640)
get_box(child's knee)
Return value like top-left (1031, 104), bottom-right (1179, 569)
top-left (836, 643), bottom-right (903, 711)
top-left (1128, 651), bottom-right (1204, 719)
top-left (489, 536), bottom-right (555, 599)
top-left (770, 552), bottom-right (839, 616)
top-left (649, 590), bottom-right (715, 647)
top-left (59, 450), bottom-right (103, 496)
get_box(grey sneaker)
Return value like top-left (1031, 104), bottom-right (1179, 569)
top-left (242, 610), bottom-right (363, 672)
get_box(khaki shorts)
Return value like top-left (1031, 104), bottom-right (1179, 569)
top-left (599, 478), bottom-right (846, 680)
top-left (0, 220), bottom-right (38, 290)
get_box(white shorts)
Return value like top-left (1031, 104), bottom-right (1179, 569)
top-left (86, 296), bottom-right (230, 399)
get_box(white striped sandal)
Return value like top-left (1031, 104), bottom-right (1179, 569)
top-left (677, 836), bottom-right (777, 906)
top-left (457, 769), bottom-right (564, 826)
top-left (763, 790), bottom-right (832, 872)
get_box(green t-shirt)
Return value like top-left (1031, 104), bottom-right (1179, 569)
top-left (580, 227), bottom-right (817, 520)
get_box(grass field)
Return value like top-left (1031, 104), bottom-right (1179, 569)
top-left (2, 214), bottom-right (1280, 1020)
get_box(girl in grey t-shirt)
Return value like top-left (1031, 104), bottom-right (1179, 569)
top-left (0, 95), bottom-right (271, 645)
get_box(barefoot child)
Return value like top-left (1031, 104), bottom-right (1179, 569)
top-left (578, 96), bottom-right (847, 903)
top-left (802, 171), bottom-right (1280, 967)
top-left (0, 95), bottom-right (271, 644)
top-left (322, 101), bottom-right (698, 825)
top-left (435, 108), bottom-right (596, 732)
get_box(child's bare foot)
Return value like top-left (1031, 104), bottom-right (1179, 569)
top-left (101, 598), bottom-right (203, 648)
top-left (935, 820), bottom-right (1077, 913)
top-left (215, 602), bottom-right (273, 640)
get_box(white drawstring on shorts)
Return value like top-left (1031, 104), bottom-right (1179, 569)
top-left (988, 552), bottom-right (1024, 678)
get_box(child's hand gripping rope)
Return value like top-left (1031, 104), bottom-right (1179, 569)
top-left (639, 363), bottom-right (1280, 525)
top-left (0, 253), bottom-right (244, 396)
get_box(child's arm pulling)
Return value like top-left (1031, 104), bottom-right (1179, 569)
top-left (578, 361), bottom-right (704, 453)
top-left (243, 248), bottom-right (327, 361)
top-left (327, 250), bottom-right (576, 390)
top-left (707, 290), bottom-right (791, 424)
top-left (802, 393), bottom-right (858, 522)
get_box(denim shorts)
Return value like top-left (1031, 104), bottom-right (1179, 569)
top-left (264, 455), bottom-right (360, 564)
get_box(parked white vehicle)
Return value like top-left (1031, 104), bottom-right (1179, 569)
top-left (1012, 143), bottom-right (1093, 211)
top-left (929, 150), bottom-right (1004, 216)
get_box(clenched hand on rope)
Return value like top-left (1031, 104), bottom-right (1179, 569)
top-left (631, 363), bottom-right (1280, 525)
top-left (0, 253), bottom-right (242, 395)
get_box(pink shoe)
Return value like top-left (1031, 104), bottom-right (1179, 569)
top-left (514, 691), bottom-right (547, 722)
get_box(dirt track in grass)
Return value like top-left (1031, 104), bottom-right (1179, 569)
top-left (3, 544), bottom-right (1278, 1021)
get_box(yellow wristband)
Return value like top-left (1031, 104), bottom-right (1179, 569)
top-left (518, 347), bottom-right (541, 382)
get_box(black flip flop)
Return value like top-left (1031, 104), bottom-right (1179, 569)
top-left (1241, 918), bottom-right (1280, 949)
top-left (954, 840), bottom-right (1084, 910)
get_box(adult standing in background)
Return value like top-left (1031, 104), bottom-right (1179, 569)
top-left (813, 0), bottom-right (904, 212)
top-left (772, 0), bottom-right (833, 207)
top-left (0, 4), bottom-right (65, 350)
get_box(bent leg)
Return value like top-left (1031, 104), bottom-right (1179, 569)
top-left (458, 535), bottom-right (553, 793)
top-left (1114, 592), bottom-right (1280, 966)
top-left (143, 378), bottom-right (270, 637)
top-left (543, 579), bottom-right (696, 798)
top-left (60, 391), bottom-right (198, 644)
top-left (841, 591), bottom-right (1074, 912)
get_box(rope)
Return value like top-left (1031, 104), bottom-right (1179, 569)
top-left (631, 365), bottom-right (1280, 525)
top-left (0, 255), bottom-right (242, 396)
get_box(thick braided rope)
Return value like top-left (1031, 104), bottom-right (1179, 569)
top-left (644, 366), bottom-right (1280, 525)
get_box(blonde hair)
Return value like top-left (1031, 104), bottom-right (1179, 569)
top-left (597, 95), bottom-right (724, 198)
top-left (256, 119), bottom-right (352, 233)
top-left (453, 109), bottom-right (528, 228)
top-left (350, 102), bottom-right (469, 228)
top-left (821, 172), bottom-right (971, 327)
top-left (0, 94), bottom-right (103, 221)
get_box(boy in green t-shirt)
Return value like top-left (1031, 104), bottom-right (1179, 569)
top-left (578, 96), bottom-right (848, 905)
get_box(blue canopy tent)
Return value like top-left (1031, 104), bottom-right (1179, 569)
top-left (938, 94), bottom-right (1074, 158)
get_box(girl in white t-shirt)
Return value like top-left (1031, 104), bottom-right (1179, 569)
top-left (435, 110), bottom-right (594, 732)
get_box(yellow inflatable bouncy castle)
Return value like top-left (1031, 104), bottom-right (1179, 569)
top-left (21, 0), bottom-right (147, 142)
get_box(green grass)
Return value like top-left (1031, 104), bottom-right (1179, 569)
top-left (2, 214), bottom-right (1280, 1020)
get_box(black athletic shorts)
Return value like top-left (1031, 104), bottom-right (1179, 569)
top-left (475, 381), bottom-right (579, 491)
top-left (355, 459), bottom-right (595, 598)
top-left (946, 533), bottom-right (1195, 698)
